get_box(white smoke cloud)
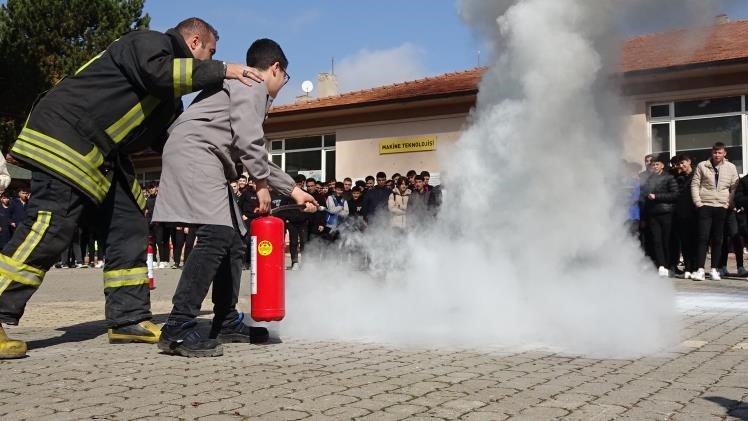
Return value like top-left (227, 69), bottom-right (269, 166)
top-left (278, 0), bottom-right (726, 357)
top-left (335, 43), bottom-right (428, 93)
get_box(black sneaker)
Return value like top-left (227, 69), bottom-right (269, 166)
top-left (212, 313), bottom-right (269, 344)
top-left (158, 321), bottom-right (223, 357)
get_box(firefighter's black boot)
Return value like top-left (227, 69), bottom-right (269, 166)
top-left (108, 320), bottom-right (161, 344)
top-left (158, 320), bottom-right (223, 357)
top-left (0, 325), bottom-right (26, 359)
top-left (211, 312), bottom-right (269, 344)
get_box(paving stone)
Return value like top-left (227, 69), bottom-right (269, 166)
top-left (460, 410), bottom-right (510, 420)
top-left (1, 270), bottom-right (747, 420)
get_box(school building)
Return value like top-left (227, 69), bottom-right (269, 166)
top-left (133, 16), bottom-right (748, 182)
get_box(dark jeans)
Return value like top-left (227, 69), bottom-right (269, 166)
top-left (696, 206), bottom-right (728, 270)
top-left (172, 226), bottom-right (196, 267)
top-left (151, 222), bottom-right (173, 263)
top-left (718, 211), bottom-right (744, 269)
top-left (59, 229), bottom-right (82, 266)
top-left (167, 224), bottom-right (244, 327)
top-left (639, 218), bottom-right (654, 266)
top-left (647, 213), bottom-right (673, 268)
top-left (80, 225), bottom-right (104, 263)
top-left (675, 210), bottom-right (698, 272)
top-left (287, 222), bottom-right (305, 264)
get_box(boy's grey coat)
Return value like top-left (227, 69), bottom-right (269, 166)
top-left (152, 80), bottom-right (294, 232)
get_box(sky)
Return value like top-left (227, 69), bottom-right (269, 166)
top-left (146, 0), bottom-right (485, 105)
top-left (144, 0), bottom-right (748, 105)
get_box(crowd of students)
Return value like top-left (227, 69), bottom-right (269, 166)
top-left (633, 141), bottom-right (743, 281)
top-left (142, 169), bottom-right (445, 271)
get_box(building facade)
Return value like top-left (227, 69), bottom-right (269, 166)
top-left (133, 17), bottom-right (748, 182)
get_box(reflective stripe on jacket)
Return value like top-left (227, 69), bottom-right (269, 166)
top-left (10, 28), bottom-right (225, 204)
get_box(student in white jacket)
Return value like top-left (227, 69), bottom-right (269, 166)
top-left (388, 178), bottom-right (410, 230)
top-left (690, 142), bottom-right (739, 281)
top-left (0, 155), bottom-right (10, 192)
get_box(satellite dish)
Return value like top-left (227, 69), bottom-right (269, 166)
top-left (301, 80), bottom-right (314, 94)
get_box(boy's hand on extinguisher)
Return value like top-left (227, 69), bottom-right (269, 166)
top-left (255, 180), bottom-right (271, 214)
top-left (290, 186), bottom-right (318, 213)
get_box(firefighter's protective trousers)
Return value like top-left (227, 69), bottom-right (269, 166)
top-left (0, 169), bottom-right (150, 327)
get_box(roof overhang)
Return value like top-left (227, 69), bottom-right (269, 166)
top-left (621, 60), bottom-right (748, 96)
top-left (265, 91), bottom-right (477, 134)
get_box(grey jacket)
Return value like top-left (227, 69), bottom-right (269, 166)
top-left (152, 80), bottom-right (294, 232)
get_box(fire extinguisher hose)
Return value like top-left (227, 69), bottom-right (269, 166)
top-left (269, 204), bottom-right (325, 216)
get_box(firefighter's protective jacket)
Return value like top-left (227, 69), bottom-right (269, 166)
top-left (11, 28), bottom-right (225, 207)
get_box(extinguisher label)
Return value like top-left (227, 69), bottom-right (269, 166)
top-left (258, 240), bottom-right (273, 256)
top-left (250, 235), bottom-right (258, 295)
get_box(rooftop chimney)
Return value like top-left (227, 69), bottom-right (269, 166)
top-left (294, 94), bottom-right (312, 104)
top-left (317, 72), bottom-right (338, 98)
top-left (715, 14), bottom-right (729, 25)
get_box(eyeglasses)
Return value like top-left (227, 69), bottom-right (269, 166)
top-left (282, 68), bottom-right (291, 85)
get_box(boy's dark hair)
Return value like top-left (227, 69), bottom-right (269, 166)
top-left (334, 182), bottom-right (344, 190)
top-left (176, 17), bottom-right (219, 42)
top-left (351, 186), bottom-right (362, 193)
top-left (406, 170), bottom-right (417, 177)
top-left (652, 155), bottom-right (668, 165)
top-left (246, 38), bottom-right (288, 71)
top-left (395, 178), bottom-right (406, 186)
top-left (295, 174), bottom-right (306, 183)
top-left (420, 170), bottom-right (430, 177)
top-left (238, 175), bottom-right (248, 181)
top-left (392, 172), bottom-right (402, 179)
top-left (414, 175), bottom-right (424, 181)
top-left (677, 154), bottom-right (692, 163)
top-left (365, 175), bottom-right (374, 182)
top-left (343, 177), bottom-right (352, 182)
top-left (355, 180), bottom-right (366, 188)
top-left (713, 142), bottom-right (727, 151)
top-left (306, 178), bottom-right (316, 184)
top-left (376, 171), bottom-right (386, 179)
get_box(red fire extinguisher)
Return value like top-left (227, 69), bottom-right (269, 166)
top-left (250, 215), bottom-right (285, 321)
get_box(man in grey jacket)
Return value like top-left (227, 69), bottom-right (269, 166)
top-left (153, 39), bottom-right (317, 357)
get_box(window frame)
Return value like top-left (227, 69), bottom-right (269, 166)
top-left (267, 133), bottom-right (336, 181)
top-left (647, 96), bottom-right (747, 174)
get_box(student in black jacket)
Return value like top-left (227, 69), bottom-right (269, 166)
top-left (731, 173), bottom-right (748, 278)
top-left (362, 171), bottom-right (392, 223)
top-left (641, 156), bottom-right (679, 277)
top-left (673, 155), bottom-right (698, 278)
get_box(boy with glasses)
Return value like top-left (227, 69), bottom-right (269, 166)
top-left (153, 39), bottom-right (316, 357)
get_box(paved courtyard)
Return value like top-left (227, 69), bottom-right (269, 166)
top-left (0, 267), bottom-right (746, 420)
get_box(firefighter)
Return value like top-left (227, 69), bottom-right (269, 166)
top-left (0, 17), bottom-right (263, 359)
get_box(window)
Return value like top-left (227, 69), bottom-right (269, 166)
top-left (650, 104), bottom-right (670, 119)
top-left (650, 123), bottom-right (670, 161)
top-left (135, 170), bottom-right (161, 185)
top-left (674, 96), bottom-right (740, 117)
top-left (648, 96), bottom-right (745, 173)
top-left (285, 136), bottom-right (322, 150)
top-left (267, 134), bottom-right (336, 181)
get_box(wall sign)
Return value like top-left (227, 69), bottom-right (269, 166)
top-left (379, 136), bottom-right (437, 155)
